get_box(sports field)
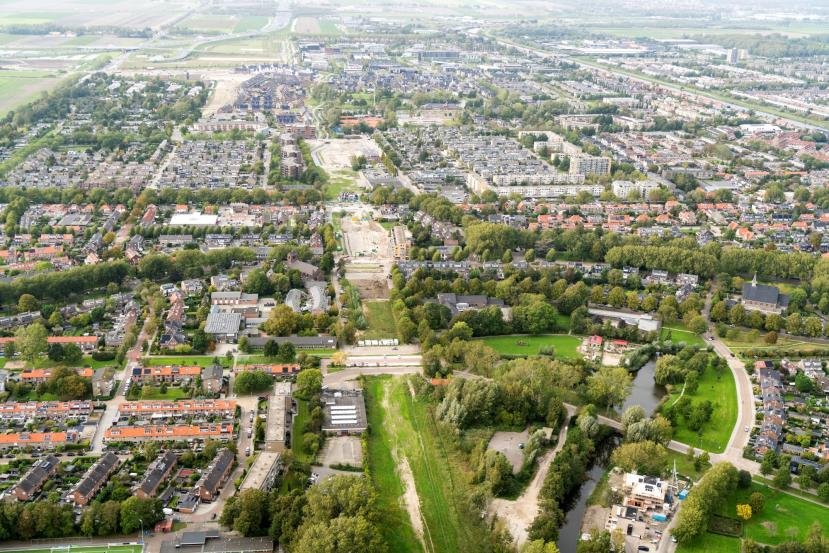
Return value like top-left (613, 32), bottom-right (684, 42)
top-left (0, 545), bottom-right (143, 553)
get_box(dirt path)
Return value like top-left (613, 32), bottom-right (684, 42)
top-left (488, 405), bottom-right (575, 546)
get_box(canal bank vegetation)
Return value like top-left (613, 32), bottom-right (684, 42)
top-left (528, 408), bottom-right (614, 546)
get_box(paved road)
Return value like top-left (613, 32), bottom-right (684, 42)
top-left (323, 365), bottom-right (421, 387)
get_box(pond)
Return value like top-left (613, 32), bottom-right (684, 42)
top-left (620, 359), bottom-right (666, 417)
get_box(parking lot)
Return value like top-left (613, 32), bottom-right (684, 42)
top-left (318, 436), bottom-right (363, 469)
top-left (487, 429), bottom-right (529, 473)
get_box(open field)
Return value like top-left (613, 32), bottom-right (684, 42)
top-left (722, 328), bottom-right (829, 357)
top-left (363, 300), bottom-right (397, 340)
top-left (365, 376), bottom-right (492, 553)
top-left (179, 14), bottom-right (267, 34)
top-left (0, 71), bottom-right (67, 116)
top-left (477, 334), bottom-right (582, 359)
top-left (138, 385), bottom-right (188, 400)
top-left (661, 325), bottom-right (705, 346)
top-left (323, 170), bottom-right (362, 200)
top-left (660, 363), bottom-right (737, 453)
top-left (364, 377), bottom-right (425, 553)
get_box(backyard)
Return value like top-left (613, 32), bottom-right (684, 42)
top-left (142, 355), bottom-right (231, 367)
top-left (477, 334), bottom-right (582, 359)
top-left (659, 362), bottom-right (737, 453)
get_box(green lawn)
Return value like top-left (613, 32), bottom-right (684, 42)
top-left (665, 450), bottom-right (711, 481)
top-left (477, 334), bottom-right (582, 359)
top-left (143, 355), bottom-right (230, 367)
top-left (291, 399), bottom-right (313, 464)
top-left (323, 170), bottom-right (360, 201)
top-left (727, 483), bottom-right (829, 545)
top-left (661, 326), bottom-right (705, 347)
top-left (363, 301), bottom-right (397, 340)
top-left (138, 386), bottom-right (189, 400)
top-left (364, 377), bottom-right (425, 553)
top-left (234, 16), bottom-right (268, 32)
top-left (722, 328), bottom-right (829, 356)
top-left (364, 376), bottom-right (492, 553)
top-left (677, 531), bottom-right (740, 553)
top-left (660, 363), bottom-right (737, 453)
top-left (680, 482), bottom-right (829, 552)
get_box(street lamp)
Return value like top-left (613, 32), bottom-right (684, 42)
top-left (139, 518), bottom-right (144, 545)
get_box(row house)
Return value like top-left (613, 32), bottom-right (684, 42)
top-left (19, 367), bottom-right (94, 385)
top-left (68, 452), bottom-right (119, 506)
top-left (12, 455), bottom-right (59, 501)
top-left (116, 399), bottom-right (236, 419)
top-left (235, 364), bottom-right (300, 377)
top-left (0, 400), bottom-right (93, 422)
top-left (103, 423), bottom-right (235, 443)
top-left (755, 365), bottom-right (786, 456)
top-left (135, 451), bottom-right (177, 499)
top-left (0, 430), bottom-right (77, 450)
top-left (194, 448), bottom-right (235, 502)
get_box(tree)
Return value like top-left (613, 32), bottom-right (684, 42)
top-left (63, 343), bottom-right (83, 365)
top-left (263, 339), bottom-right (280, 358)
top-left (817, 482), bottom-right (829, 503)
top-left (293, 515), bottom-right (386, 553)
top-left (773, 466), bottom-right (791, 489)
top-left (736, 504), bottom-right (752, 520)
top-left (15, 323), bottom-right (47, 363)
top-left (17, 293), bottom-right (38, 312)
top-left (609, 441), bottom-right (668, 475)
top-left (749, 492), bottom-right (765, 513)
top-left (585, 366), bottom-right (632, 408)
top-left (233, 371), bottom-right (272, 394)
top-left (295, 369), bottom-right (322, 400)
top-left (738, 469), bottom-right (753, 489)
top-left (688, 315), bottom-right (708, 335)
top-left (120, 496), bottom-right (162, 534)
top-left (47, 343), bottom-right (65, 362)
top-left (228, 489), bottom-right (269, 536)
top-left (331, 351), bottom-right (348, 367)
top-left (278, 342), bottom-right (296, 362)
top-left (262, 304), bottom-right (302, 336)
top-left (521, 540), bottom-right (560, 553)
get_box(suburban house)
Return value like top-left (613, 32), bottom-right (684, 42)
top-left (211, 291), bottom-right (258, 306)
top-left (13, 455), bottom-right (59, 501)
top-left (68, 452), bottom-right (120, 506)
top-left (0, 431), bottom-right (77, 449)
top-left (236, 363), bottom-right (300, 377)
top-left (194, 448), bottom-right (235, 502)
top-left (135, 451), bottom-right (178, 499)
top-left (201, 364), bottom-right (224, 394)
top-left (436, 293), bottom-right (505, 317)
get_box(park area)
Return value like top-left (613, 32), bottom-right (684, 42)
top-left (659, 361), bottom-right (737, 453)
top-left (660, 325), bottom-right (705, 346)
top-left (477, 334), bottom-right (582, 359)
top-left (678, 482), bottom-right (829, 552)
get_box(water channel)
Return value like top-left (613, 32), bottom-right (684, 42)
top-left (557, 359), bottom-right (664, 551)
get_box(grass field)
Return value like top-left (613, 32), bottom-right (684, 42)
top-left (291, 398), bottom-right (313, 464)
top-left (143, 355), bottom-right (231, 367)
top-left (323, 170), bottom-right (360, 201)
top-left (139, 385), bottom-right (188, 400)
top-left (722, 328), bottom-right (829, 357)
top-left (680, 482), bottom-right (829, 552)
top-left (661, 326), bottom-right (705, 347)
top-left (364, 375), bottom-right (492, 553)
top-left (0, 71), bottom-right (65, 117)
top-left (363, 300), bottom-right (397, 340)
top-left (665, 450), bottom-right (711, 481)
top-left (677, 531), bottom-right (740, 553)
top-left (364, 377), bottom-right (425, 553)
top-left (660, 363), bottom-right (737, 453)
top-left (477, 334), bottom-right (582, 359)
top-left (0, 546), bottom-right (143, 553)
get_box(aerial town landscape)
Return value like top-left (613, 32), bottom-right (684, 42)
top-left (0, 0), bottom-right (825, 552)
